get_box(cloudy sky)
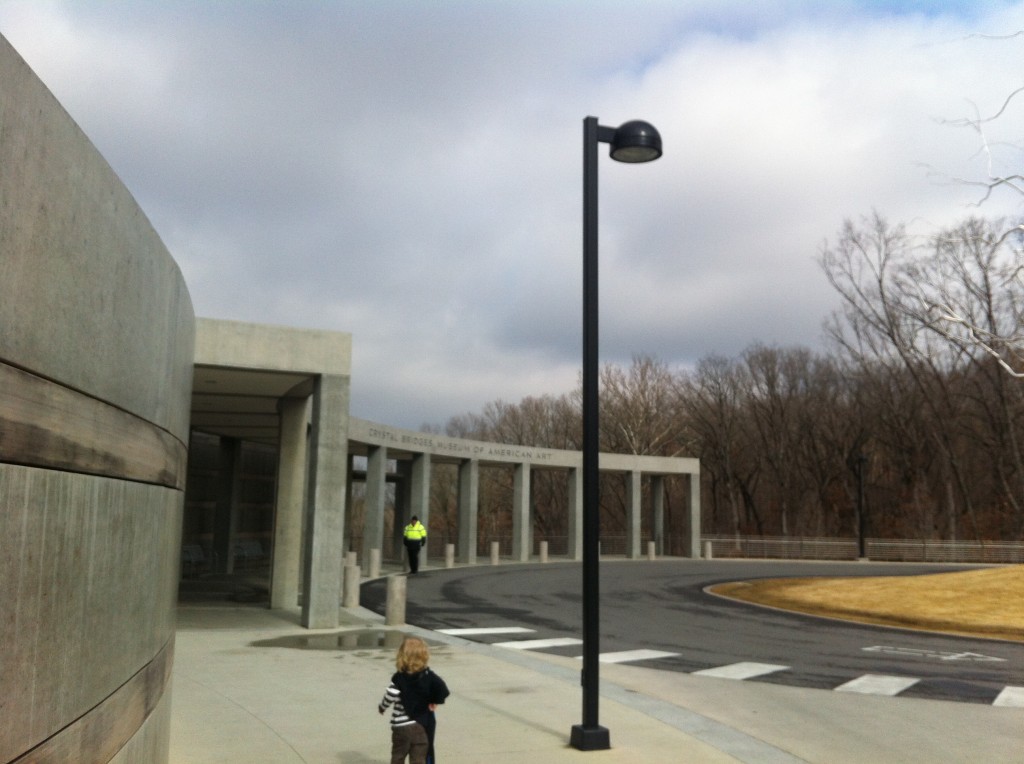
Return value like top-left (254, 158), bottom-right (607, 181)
top-left (2, 1), bottom-right (1022, 429)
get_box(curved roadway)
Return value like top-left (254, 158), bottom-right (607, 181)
top-left (362, 560), bottom-right (1023, 705)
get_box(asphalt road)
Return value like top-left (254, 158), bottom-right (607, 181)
top-left (361, 559), bottom-right (1024, 705)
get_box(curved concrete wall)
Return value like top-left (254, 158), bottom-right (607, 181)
top-left (0, 34), bottom-right (193, 764)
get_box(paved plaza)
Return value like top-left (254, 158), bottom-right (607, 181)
top-left (170, 594), bottom-right (1024, 764)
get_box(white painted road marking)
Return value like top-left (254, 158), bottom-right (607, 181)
top-left (589, 650), bottom-right (681, 664)
top-left (862, 645), bottom-right (1006, 662)
top-left (493, 637), bottom-right (583, 650)
top-left (993, 686), bottom-right (1024, 708)
top-left (835, 674), bottom-right (919, 696)
top-left (438, 627), bottom-right (536, 636)
top-left (444, 627), bottom-right (1019, 705)
top-left (692, 662), bottom-right (790, 680)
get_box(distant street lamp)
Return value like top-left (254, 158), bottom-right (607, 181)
top-left (571, 117), bottom-right (662, 752)
top-left (855, 453), bottom-right (867, 559)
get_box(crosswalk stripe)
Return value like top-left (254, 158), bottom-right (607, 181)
top-left (593, 647), bottom-right (679, 659)
top-left (993, 686), bottom-right (1024, 707)
top-left (444, 626), bottom-right (1017, 706)
top-left (835, 674), bottom-right (919, 696)
top-left (437, 627), bottom-right (536, 636)
top-left (692, 662), bottom-right (790, 680)
top-left (493, 637), bottom-right (583, 650)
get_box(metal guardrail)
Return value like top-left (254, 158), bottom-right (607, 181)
top-left (866, 539), bottom-right (1024, 564)
top-left (347, 532), bottom-right (1024, 566)
top-left (702, 535), bottom-right (1024, 564)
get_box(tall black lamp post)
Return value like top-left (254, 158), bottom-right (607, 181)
top-left (570, 116), bottom-right (662, 752)
top-left (855, 453), bottom-right (867, 559)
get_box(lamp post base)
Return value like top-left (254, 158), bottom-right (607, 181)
top-left (570, 724), bottom-right (611, 751)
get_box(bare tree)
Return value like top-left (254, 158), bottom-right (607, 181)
top-left (821, 213), bottom-right (1001, 540)
top-left (920, 221), bottom-right (1024, 379)
top-left (601, 355), bottom-right (681, 456)
top-left (942, 79), bottom-right (1024, 207)
top-left (741, 344), bottom-right (808, 536)
top-left (677, 355), bottom-right (764, 539)
top-left (790, 355), bottom-right (863, 538)
top-left (931, 38), bottom-right (1024, 371)
top-left (908, 219), bottom-right (1024, 533)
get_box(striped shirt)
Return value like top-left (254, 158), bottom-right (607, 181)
top-left (378, 680), bottom-right (416, 728)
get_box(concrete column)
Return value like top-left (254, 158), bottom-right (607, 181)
top-left (458, 458), bottom-right (479, 564)
top-left (394, 460), bottom-right (411, 561)
top-left (271, 396), bottom-right (308, 609)
top-left (411, 453), bottom-right (431, 566)
top-left (626, 470), bottom-right (642, 559)
top-left (301, 374), bottom-right (350, 629)
top-left (511, 462), bottom-right (531, 562)
top-left (343, 453), bottom-right (355, 556)
top-left (651, 475), bottom-right (665, 557)
top-left (688, 471), bottom-right (702, 558)
top-left (213, 437), bottom-right (242, 574)
top-left (568, 466), bottom-right (583, 561)
top-left (362, 445), bottom-right (387, 573)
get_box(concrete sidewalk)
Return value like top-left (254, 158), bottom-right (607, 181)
top-left (169, 601), bottom-right (1024, 764)
top-left (169, 603), bottom-right (794, 763)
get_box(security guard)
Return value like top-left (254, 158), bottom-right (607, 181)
top-left (403, 515), bottom-right (427, 574)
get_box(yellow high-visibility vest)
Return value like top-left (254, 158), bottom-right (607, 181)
top-left (404, 521), bottom-right (426, 541)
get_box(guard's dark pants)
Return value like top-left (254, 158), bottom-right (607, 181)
top-left (405, 540), bottom-right (422, 573)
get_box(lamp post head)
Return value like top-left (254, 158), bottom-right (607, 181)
top-left (608, 120), bottom-right (662, 163)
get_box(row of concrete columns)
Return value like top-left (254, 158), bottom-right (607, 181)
top-left (252, 385), bottom-right (699, 629)
top-left (355, 447), bottom-right (699, 571)
top-left (217, 441), bottom-right (677, 585)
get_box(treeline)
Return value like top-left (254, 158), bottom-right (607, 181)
top-left (432, 215), bottom-right (1024, 546)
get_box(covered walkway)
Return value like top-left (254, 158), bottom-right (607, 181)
top-left (184, 318), bottom-right (700, 629)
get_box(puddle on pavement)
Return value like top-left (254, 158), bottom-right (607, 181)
top-left (251, 629), bottom-right (437, 651)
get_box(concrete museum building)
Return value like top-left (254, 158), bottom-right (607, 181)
top-left (0, 35), bottom-right (699, 763)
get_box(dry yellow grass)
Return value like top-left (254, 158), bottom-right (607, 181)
top-left (711, 565), bottom-right (1024, 642)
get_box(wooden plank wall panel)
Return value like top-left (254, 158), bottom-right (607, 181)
top-left (10, 639), bottom-right (173, 764)
top-left (0, 363), bottom-right (186, 490)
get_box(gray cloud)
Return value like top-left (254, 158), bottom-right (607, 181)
top-left (2, 0), bottom-right (1021, 428)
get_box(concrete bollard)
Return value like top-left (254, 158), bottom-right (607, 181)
top-left (445, 543), bottom-right (455, 569)
top-left (704, 540), bottom-right (713, 560)
top-left (539, 540), bottom-right (549, 563)
top-left (342, 564), bottom-right (360, 608)
top-left (345, 550), bottom-right (358, 568)
top-left (647, 541), bottom-right (656, 561)
top-left (490, 541), bottom-right (500, 565)
top-left (369, 548), bottom-right (381, 578)
top-left (385, 574), bottom-right (406, 626)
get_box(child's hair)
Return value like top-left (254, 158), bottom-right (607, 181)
top-left (395, 636), bottom-right (430, 673)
